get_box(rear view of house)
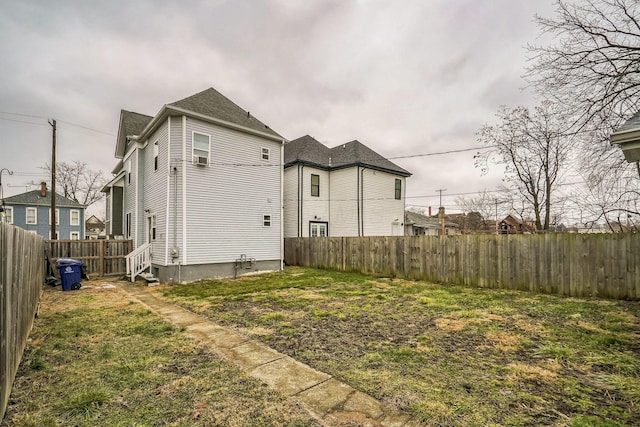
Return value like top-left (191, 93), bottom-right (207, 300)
top-left (103, 88), bottom-right (285, 282)
top-left (284, 135), bottom-right (411, 237)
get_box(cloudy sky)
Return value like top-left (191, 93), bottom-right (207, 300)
top-left (0, 0), bottom-right (557, 217)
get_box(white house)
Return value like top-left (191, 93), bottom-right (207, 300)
top-left (102, 88), bottom-right (285, 282)
top-left (284, 135), bottom-right (411, 237)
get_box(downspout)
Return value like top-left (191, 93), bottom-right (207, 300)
top-left (280, 142), bottom-right (284, 270)
top-left (328, 157), bottom-right (331, 237)
top-left (297, 165), bottom-right (300, 237)
top-left (360, 166), bottom-right (366, 236)
top-left (300, 165), bottom-right (305, 237)
top-left (357, 166), bottom-right (360, 237)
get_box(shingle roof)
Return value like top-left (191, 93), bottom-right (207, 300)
top-left (283, 135), bottom-right (331, 168)
top-left (614, 110), bottom-right (640, 133)
top-left (3, 190), bottom-right (84, 208)
top-left (405, 210), bottom-right (458, 229)
top-left (285, 135), bottom-right (411, 177)
top-left (121, 110), bottom-right (153, 137)
top-left (168, 88), bottom-right (282, 138)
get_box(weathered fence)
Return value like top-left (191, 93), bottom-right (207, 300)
top-left (285, 234), bottom-right (640, 300)
top-left (46, 239), bottom-right (132, 276)
top-left (1, 223), bottom-right (45, 421)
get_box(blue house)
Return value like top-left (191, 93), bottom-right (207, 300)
top-left (1, 182), bottom-right (85, 240)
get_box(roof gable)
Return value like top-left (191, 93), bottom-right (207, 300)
top-left (115, 110), bottom-right (153, 158)
top-left (168, 88), bottom-right (282, 138)
top-left (284, 135), bottom-right (331, 169)
top-left (3, 190), bottom-right (84, 208)
top-left (285, 136), bottom-right (411, 177)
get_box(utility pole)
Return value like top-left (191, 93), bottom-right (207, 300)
top-left (436, 189), bottom-right (447, 236)
top-left (0, 168), bottom-right (14, 222)
top-left (49, 119), bottom-right (56, 240)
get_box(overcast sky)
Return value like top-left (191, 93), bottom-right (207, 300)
top-left (0, 0), bottom-right (557, 217)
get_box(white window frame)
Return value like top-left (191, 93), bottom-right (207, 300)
top-left (153, 140), bottom-right (159, 171)
top-left (26, 207), bottom-right (37, 224)
top-left (70, 231), bottom-right (80, 240)
top-left (261, 147), bottom-right (270, 161)
top-left (3, 206), bottom-right (13, 224)
top-left (150, 214), bottom-right (157, 240)
top-left (192, 132), bottom-right (210, 165)
top-left (48, 230), bottom-right (60, 240)
top-left (310, 222), bottom-right (328, 237)
top-left (263, 214), bottom-right (272, 227)
top-left (70, 209), bottom-right (80, 226)
top-left (125, 212), bottom-right (132, 239)
top-left (49, 208), bottom-right (60, 225)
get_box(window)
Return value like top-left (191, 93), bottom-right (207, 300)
top-left (49, 231), bottom-right (59, 240)
top-left (395, 178), bottom-right (402, 200)
top-left (70, 210), bottom-right (80, 226)
top-left (261, 147), bottom-right (270, 161)
top-left (263, 215), bottom-right (271, 227)
top-left (70, 231), bottom-right (80, 240)
top-left (310, 222), bottom-right (327, 237)
top-left (26, 207), bottom-right (37, 224)
top-left (126, 160), bottom-right (131, 184)
top-left (151, 215), bottom-right (157, 240)
top-left (154, 140), bottom-right (159, 171)
top-left (125, 212), bottom-right (132, 238)
top-left (311, 174), bottom-right (320, 197)
top-left (193, 132), bottom-right (210, 165)
top-left (49, 208), bottom-right (60, 225)
top-left (3, 206), bottom-right (12, 224)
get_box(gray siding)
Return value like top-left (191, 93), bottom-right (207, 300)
top-left (123, 150), bottom-right (138, 242)
top-left (168, 115), bottom-right (185, 264)
top-left (283, 167), bottom-right (298, 238)
top-left (183, 117), bottom-right (282, 264)
top-left (140, 120), bottom-right (169, 264)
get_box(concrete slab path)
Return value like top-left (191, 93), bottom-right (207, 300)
top-left (120, 283), bottom-right (422, 427)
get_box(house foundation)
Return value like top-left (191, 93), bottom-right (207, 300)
top-left (153, 259), bottom-right (282, 284)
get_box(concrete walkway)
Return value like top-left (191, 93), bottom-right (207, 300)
top-left (120, 283), bottom-right (422, 427)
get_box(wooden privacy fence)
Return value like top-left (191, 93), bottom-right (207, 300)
top-left (285, 234), bottom-right (640, 300)
top-left (1, 223), bottom-right (45, 421)
top-left (46, 239), bottom-right (132, 276)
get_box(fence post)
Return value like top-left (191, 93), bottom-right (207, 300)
top-left (99, 240), bottom-right (105, 276)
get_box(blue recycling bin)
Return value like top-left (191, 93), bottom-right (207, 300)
top-left (57, 259), bottom-right (83, 291)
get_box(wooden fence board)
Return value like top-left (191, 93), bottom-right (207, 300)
top-left (1, 224), bottom-right (44, 421)
top-left (46, 239), bottom-right (132, 276)
top-left (284, 234), bottom-right (640, 300)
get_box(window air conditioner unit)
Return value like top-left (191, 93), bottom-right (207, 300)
top-left (194, 156), bottom-right (208, 166)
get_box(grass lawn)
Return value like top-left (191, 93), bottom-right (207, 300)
top-left (159, 267), bottom-right (640, 427)
top-left (2, 283), bottom-right (318, 427)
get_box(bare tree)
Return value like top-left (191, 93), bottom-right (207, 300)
top-left (43, 161), bottom-right (106, 207)
top-left (476, 102), bottom-right (571, 230)
top-left (526, 0), bottom-right (640, 205)
top-left (527, 0), bottom-right (640, 131)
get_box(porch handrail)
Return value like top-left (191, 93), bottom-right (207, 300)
top-left (125, 243), bottom-right (152, 282)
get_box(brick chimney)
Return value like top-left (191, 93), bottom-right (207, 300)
top-left (428, 206), bottom-right (432, 216)
top-left (40, 181), bottom-right (47, 197)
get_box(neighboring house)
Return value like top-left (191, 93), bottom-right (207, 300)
top-left (498, 215), bottom-right (536, 234)
top-left (102, 88), bottom-right (285, 282)
top-left (85, 215), bottom-right (106, 239)
top-left (610, 109), bottom-right (640, 162)
top-left (284, 135), bottom-right (411, 237)
top-left (1, 182), bottom-right (85, 239)
top-left (404, 210), bottom-right (459, 236)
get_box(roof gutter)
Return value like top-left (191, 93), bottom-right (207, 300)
top-left (133, 104), bottom-right (287, 144)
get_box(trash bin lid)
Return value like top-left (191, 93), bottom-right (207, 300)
top-left (56, 258), bottom-right (84, 266)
